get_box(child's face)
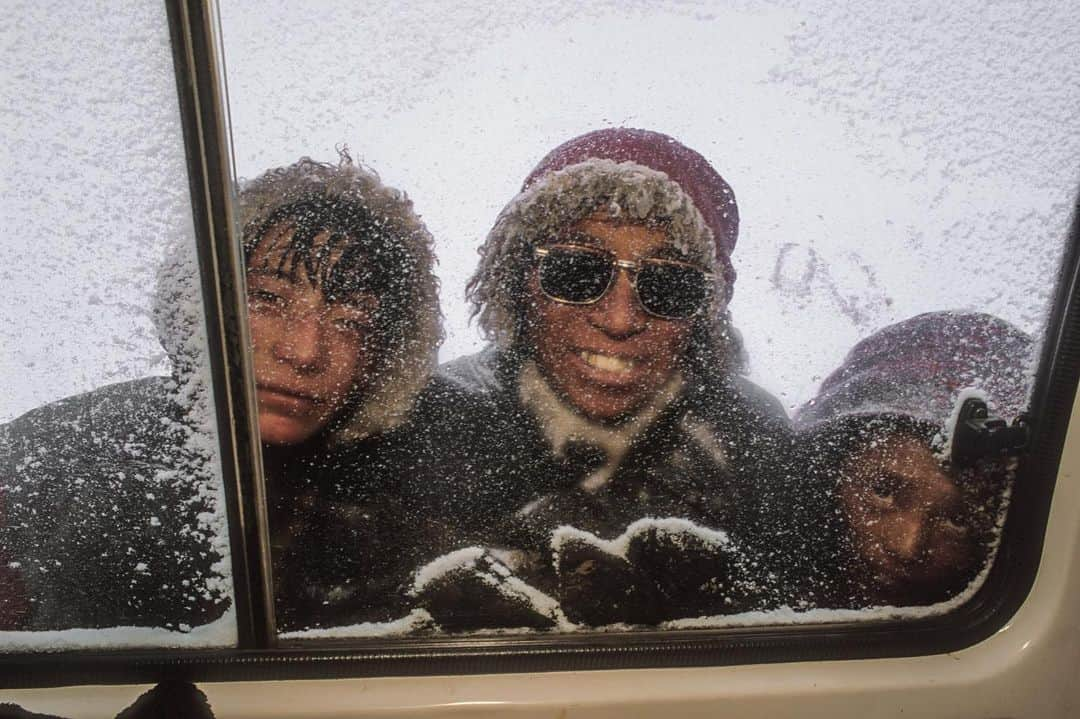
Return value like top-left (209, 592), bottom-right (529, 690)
top-left (839, 432), bottom-right (981, 606)
top-left (246, 225), bottom-right (378, 446)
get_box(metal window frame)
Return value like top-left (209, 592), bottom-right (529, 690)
top-left (2, 0), bottom-right (1079, 689)
top-left (164, 0), bottom-right (276, 650)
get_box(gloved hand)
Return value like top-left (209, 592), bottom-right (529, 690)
top-left (553, 518), bottom-right (757, 627)
top-left (411, 547), bottom-right (560, 631)
top-left (625, 518), bottom-right (758, 620)
top-left (552, 528), bottom-right (660, 626)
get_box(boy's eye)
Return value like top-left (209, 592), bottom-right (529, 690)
top-left (250, 289), bottom-right (287, 307)
top-left (868, 476), bottom-right (900, 502)
top-left (941, 518), bottom-right (968, 533)
top-left (867, 492), bottom-right (896, 511)
top-left (940, 513), bottom-right (969, 533)
top-left (331, 292), bottom-right (379, 318)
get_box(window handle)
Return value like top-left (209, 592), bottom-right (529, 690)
top-left (951, 397), bottom-right (1031, 467)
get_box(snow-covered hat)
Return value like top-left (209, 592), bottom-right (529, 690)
top-left (469, 128), bottom-right (742, 368)
top-left (523, 128), bottom-right (739, 295)
top-left (795, 311), bottom-right (1034, 441)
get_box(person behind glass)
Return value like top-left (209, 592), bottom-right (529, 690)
top-left (0, 205), bottom-right (244, 632)
top-left (0, 152), bottom-right (441, 634)
top-left (236, 154), bottom-right (442, 631)
top-left (794, 311), bottom-right (1032, 608)
top-left (414, 128), bottom-right (794, 628)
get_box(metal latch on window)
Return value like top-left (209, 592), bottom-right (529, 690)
top-left (950, 397), bottom-right (1032, 467)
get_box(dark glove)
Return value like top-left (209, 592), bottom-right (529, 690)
top-left (625, 518), bottom-right (758, 620)
top-left (553, 529), bottom-right (660, 626)
top-left (553, 519), bottom-right (759, 627)
top-left (115, 681), bottom-right (215, 719)
top-left (412, 548), bottom-right (559, 631)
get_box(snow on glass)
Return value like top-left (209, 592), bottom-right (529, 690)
top-left (224, 0), bottom-right (1072, 636)
top-left (0, 2), bottom-right (235, 649)
top-left (1, 0), bottom-right (1076, 646)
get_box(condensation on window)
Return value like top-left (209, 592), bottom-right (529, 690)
top-left (215, 0), bottom-right (1080, 637)
top-left (0, 2), bottom-right (235, 649)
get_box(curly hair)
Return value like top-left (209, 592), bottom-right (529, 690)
top-left (466, 159), bottom-right (745, 377)
top-left (237, 151), bottom-right (443, 442)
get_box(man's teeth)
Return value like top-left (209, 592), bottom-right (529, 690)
top-left (580, 351), bottom-right (635, 373)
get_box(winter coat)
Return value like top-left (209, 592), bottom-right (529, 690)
top-left (0, 360), bottom-right (441, 637)
top-left (0, 493), bottom-right (30, 630)
top-left (263, 424), bottom-right (451, 631)
top-left (402, 347), bottom-right (809, 622)
top-left (0, 376), bottom-right (229, 631)
top-left (0, 194), bottom-right (245, 633)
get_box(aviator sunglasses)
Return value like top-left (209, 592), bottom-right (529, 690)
top-left (534, 242), bottom-right (714, 320)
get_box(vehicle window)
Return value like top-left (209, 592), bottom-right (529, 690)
top-left (0, 3), bottom-right (236, 649)
top-left (214, 0), bottom-right (1078, 639)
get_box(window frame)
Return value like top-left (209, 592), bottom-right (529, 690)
top-left (2, 0), bottom-right (1079, 688)
top-left (165, 0), bottom-right (276, 650)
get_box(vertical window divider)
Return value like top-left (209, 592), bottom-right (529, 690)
top-left (166, 0), bottom-right (277, 649)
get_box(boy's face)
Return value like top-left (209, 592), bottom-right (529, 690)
top-left (839, 432), bottom-right (981, 606)
top-left (524, 215), bottom-right (695, 422)
top-left (246, 226), bottom-right (378, 446)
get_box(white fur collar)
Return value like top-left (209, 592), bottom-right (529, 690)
top-left (518, 361), bottom-right (683, 492)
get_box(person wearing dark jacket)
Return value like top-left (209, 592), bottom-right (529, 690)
top-left (0, 153), bottom-right (443, 634)
top-left (794, 311), bottom-right (1032, 608)
top-left (223, 154), bottom-right (443, 632)
top-left (0, 215), bottom-right (236, 632)
top-left (410, 128), bottom-right (796, 628)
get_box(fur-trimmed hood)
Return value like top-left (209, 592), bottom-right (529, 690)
top-left (154, 154), bottom-right (442, 445)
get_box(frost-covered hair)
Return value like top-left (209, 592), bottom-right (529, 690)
top-left (468, 159), bottom-right (745, 375)
top-left (156, 151), bottom-right (442, 444)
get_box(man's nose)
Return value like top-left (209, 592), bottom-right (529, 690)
top-left (272, 314), bottom-right (327, 371)
top-left (590, 270), bottom-right (647, 338)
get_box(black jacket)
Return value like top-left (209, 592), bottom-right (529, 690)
top-left (264, 427), bottom-right (449, 631)
top-left (0, 375), bottom-right (448, 634)
top-left (0, 377), bottom-right (230, 631)
top-left (401, 348), bottom-right (814, 620)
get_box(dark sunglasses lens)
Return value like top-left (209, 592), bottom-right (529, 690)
top-left (636, 262), bottom-right (709, 318)
top-left (539, 249), bottom-right (613, 303)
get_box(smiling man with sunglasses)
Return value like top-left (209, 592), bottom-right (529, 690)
top-left (528, 221), bottom-right (712, 422)
top-left (409, 129), bottom-right (800, 629)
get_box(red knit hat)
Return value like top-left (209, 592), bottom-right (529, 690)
top-left (795, 311), bottom-right (1034, 434)
top-left (523, 128), bottom-right (740, 299)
